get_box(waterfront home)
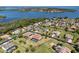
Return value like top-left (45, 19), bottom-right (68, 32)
top-left (23, 32), bottom-right (33, 38)
top-left (0, 40), bottom-right (16, 53)
top-left (0, 34), bottom-right (12, 40)
top-left (30, 34), bottom-right (42, 42)
top-left (65, 34), bottom-right (73, 43)
top-left (51, 31), bottom-right (60, 38)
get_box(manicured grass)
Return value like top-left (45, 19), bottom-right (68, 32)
top-left (35, 43), bottom-right (55, 53)
top-left (12, 37), bottom-right (56, 53)
top-left (12, 38), bottom-right (27, 53)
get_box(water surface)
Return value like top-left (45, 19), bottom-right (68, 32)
top-left (0, 11), bottom-right (79, 22)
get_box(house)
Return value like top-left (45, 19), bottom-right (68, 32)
top-left (23, 32), bottom-right (33, 38)
top-left (51, 31), bottom-right (60, 38)
top-left (67, 25), bottom-right (77, 32)
top-left (26, 25), bottom-right (33, 31)
top-left (22, 27), bottom-right (27, 29)
top-left (53, 45), bottom-right (71, 53)
top-left (55, 21), bottom-right (59, 26)
top-left (12, 28), bottom-right (21, 35)
top-left (38, 22), bottom-right (42, 25)
top-left (65, 34), bottom-right (73, 43)
top-left (0, 34), bottom-right (13, 46)
top-left (57, 47), bottom-right (71, 53)
top-left (51, 22), bottom-right (55, 26)
top-left (34, 23), bottom-right (39, 26)
top-left (0, 40), bottom-right (16, 53)
top-left (59, 22), bottom-right (66, 27)
top-left (30, 34), bottom-right (42, 42)
top-left (0, 34), bottom-right (12, 40)
top-left (70, 25), bottom-right (77, 30)
top-left (21, 27), bottom-right (27, 33)
top-left (52, 44), bottom-right (62, 52)
top-left (75, 22), bottom-right (79, 27)
top-left (45, 22), bottom-right (52, 26)
top-left (33, 27), bottom-right (40, 31)
top-left (45, 19), bottom-right (49, 22)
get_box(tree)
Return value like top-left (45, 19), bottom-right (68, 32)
top-left (71, 50), bottom-right (76, 53)
top-left (57, 43), bottom-right (63, 46)
top-left (76, 29), bottom-right (79, 34)
top-left (0, 38), bottom-right (2, 41)
top-left (29, 45), bottom-right (33, 48)
top-left (73, 44), bottom-right (79, 52)
top-left (25, 48), bottom-right (29, 52)
top-left (16, 50), bottom-right (21, 53)
top-left (18, 34), bottom-right (23, 38)
top-left (19, 40), bottom-right (26, 44)
top-left (31, 47), bottom-right (36, 52)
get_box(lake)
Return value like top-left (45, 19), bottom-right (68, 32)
top-left (0, 11), bottom-right (79, 22)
